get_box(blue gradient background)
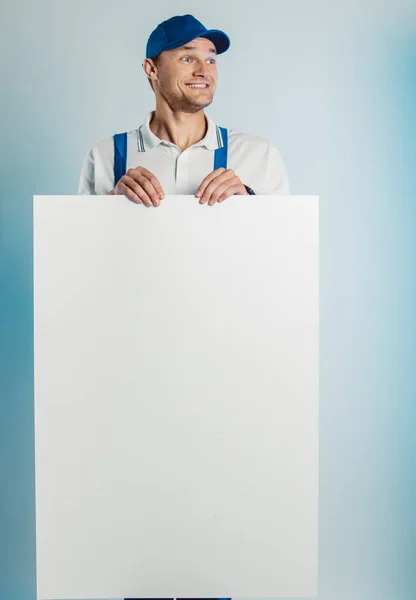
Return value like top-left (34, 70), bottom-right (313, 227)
top-left (1, 1), bottom-right (415, 599)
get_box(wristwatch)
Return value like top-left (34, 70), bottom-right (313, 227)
top-left (244, 185), bottom-right (256, 195)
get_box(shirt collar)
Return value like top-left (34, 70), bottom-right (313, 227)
top-left (137, 111), bottom-right (224, 152)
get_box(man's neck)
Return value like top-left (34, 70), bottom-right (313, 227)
top-left (149, 107), bottom-right (207, 152)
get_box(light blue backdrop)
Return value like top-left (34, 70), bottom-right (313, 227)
top-left (1, 1), bottom-right (415, 599)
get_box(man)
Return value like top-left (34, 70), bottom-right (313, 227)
top-left (80, 15), bottom-right (284, 600)
top-left (78, 14), bottom-right (289, 204)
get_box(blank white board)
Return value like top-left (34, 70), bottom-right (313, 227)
top-left (34, 195), bottom-right (319, 599)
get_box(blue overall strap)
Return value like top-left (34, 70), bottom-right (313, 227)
top-left (113, 132), bottom-right (127, 186)
top-left (214, 126), bottom-right (228, 170)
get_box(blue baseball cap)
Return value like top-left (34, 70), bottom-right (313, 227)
top-left (146, 14), bottom-right (230, 59)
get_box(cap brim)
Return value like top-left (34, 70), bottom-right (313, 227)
top-left (201, 29), bottom-right (231, 54)
top-left (148, 29), bottom-right (230, 58)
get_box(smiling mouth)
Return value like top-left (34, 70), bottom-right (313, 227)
top-left (185, 83), bottom-right (210, 89)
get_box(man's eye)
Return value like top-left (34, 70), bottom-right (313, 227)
top-left (181, 57), bottom-right (191, 62)
top-left (208, 59), bottom-right (216, 65)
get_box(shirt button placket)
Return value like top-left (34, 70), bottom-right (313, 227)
top-left (176, 148), bottom-right (190, 195)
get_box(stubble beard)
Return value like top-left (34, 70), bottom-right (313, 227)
top-left (161, 87), bottom-right (213, 114)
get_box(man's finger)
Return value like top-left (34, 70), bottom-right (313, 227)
top-left (195, 168), bottom-right (227, 198)
top-left (206, 181), bottom-right (233, 205)
top-left (136, 175), bottom-right (162, 205)
top-left (217, 183), bottom-right (243, 203)
top-left (210, 175), bottom-right (240, 203)
top-left (130, 167), bottom-right (165, 200)
top-left (207, 181), bottom-right (236, 205)
top-left (122, 174), bottom-right (159, 206)
top-left (199, 171), bottom-right (237, 204)
top-left (118, 180), bottom-right (143, 204)
top-left (122, 176), bottom-right (153, 206)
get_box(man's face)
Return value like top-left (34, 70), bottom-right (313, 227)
top-left (152, 37), bottom-right (218, 113)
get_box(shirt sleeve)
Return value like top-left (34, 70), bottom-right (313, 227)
top-left (249, 141), bottom-right (289, 195)
top-left (266, 142), bottom-right (290, 195)
top-left (231, 133), bottom-right (290, 196)
top-left (78, 148), bottom-right (96, 195)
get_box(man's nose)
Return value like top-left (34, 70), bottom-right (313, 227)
top-left (193, 60), bottom-right (209, 77)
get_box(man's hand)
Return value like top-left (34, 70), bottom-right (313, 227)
top-left (196, 168), bottom-right (249, 205)
top-left (111, 166), bottom-right (165, 207)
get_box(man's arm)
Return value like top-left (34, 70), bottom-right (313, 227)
top-left (250, 141), bottom-right (289, 196)
top-left (78, 148), bottom-right (96, 195)
top-left (269, 142), bottom-right (290, 195)
top-left (222, 135), bottom-right (289, 198)
top-left (78, 142), bottom-right (164, 205)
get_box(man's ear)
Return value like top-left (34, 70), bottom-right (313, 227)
top-left (142, 58), bottom-right (158, 84)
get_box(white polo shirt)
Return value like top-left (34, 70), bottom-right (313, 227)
top-left (78, 111), bottom-right (289, 196)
